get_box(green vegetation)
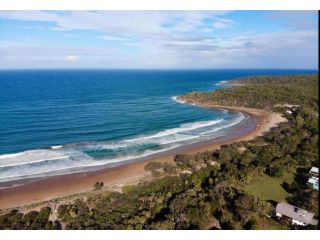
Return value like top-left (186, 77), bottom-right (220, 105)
top-left (179, 74), bottom-right (318, 110)
top-left (254, 216), bottom-right (288, 230)
top-left (0, 74), bottom-right (318, 230)
top-left (144, 161), bottom-right (177, 176)
top-left (243, 171), bottom-right (294, 202)
top-left (230, 74), bottom-right (317, 86)
top-left (0, 207), bottom-right (61, 230)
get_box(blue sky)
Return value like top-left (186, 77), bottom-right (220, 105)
top-left (0, 11), bottom-right (318, 69)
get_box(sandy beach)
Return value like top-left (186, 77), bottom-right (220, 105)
top-left (0, 108), bottom-right (286, 210)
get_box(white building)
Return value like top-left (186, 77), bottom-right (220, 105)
top-left (276, 202), bottom-right (318, 226)
top-left (308, 167), bottom-right (319, 191)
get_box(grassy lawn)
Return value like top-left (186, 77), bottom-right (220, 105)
top-left (243, 170), bottom-right (295, 202)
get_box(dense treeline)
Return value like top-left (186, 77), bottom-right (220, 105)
top-left (179, 74), bottom-right (318, 110)
top-left (0, 207), bottom-right (61, 230)
top-left (230, 74), bottom-right (318, 86)
top-left (0, 74), bottom-right (318, 229)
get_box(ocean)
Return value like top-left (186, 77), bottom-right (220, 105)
top-left (0, 69), bottom-right (316, 183)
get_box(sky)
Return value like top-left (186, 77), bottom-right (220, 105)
top-left (0, 11), bottom-right (318, 69)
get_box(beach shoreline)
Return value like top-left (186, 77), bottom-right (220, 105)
top-left (0, 108), bottom-right (287, 210)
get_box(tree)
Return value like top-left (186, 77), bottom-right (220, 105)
top-left (94, 182), bottom-right (104, 190)
top-left (145, 161), bottom-right (163, 172)
top-left (244, 219), bottom-right (258, 230)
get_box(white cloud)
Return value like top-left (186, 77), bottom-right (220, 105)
top-left (65, 55), bottom-right (79, 62)
top-left (212, 19), bottom-right (234, 29)
top-left (0, 29), bottom-right (316, 69)
top-left (98, 35), bottom-right (132, 42)
top-left (0, 11), bottom-right (232, 37)
top-left (0, 11), bottom-right (317, 69)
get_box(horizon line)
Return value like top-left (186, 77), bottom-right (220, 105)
top-left (0, 68), bottom-right (318, 71)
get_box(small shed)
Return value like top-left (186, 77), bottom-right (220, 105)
top-left (308, 167), bottom-right (319, 190)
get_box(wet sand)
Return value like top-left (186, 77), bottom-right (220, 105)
top-left (0, 108), bottom-right (286, 210)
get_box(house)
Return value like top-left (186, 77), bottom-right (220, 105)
top-left (308, 167), bottom-right (319, 191)
top-left (275, 202), bottom-right (318, 226)
top-left (309, 167), bottom-right (319, 177)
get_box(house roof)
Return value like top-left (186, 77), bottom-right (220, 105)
top-left (276, 202), bottom-right (316, 225)
top-left (310, 167), bottom-right (319, 174)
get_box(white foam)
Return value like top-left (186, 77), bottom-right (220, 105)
top-left (171, 96), bottom-right (186, 104)
top-left (0, 149), bottom-right (69, 168)
top-left (0, 145), bottom-right (179, 183)
top-left (155, 134), bottom-right (199, 145)
top-left (51, 145), bottom-right (63, 150)
top-left (98, 142), bottom-right (134, 150)
top-left (217, 108), bottom-right (229, 113)
top-left (215, 80), bottom-right (228, 86)
top-left (126, 119), bottom-right (223, 142)
top-left (0, 152), bottom-right (25, 159)
top-left (0, 113), bottom-right (248, 183)
top-left (0, 156), bottom-right (70, 168)
top-left (201, 113), bottom-right (245, 135)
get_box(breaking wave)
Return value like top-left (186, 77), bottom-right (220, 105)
top-left (172, 96), bottom-right (186, 104)
top-left (0, 111), bottom-right (247, 183)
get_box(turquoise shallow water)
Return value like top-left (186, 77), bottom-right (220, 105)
top-left (0, 69), bottom-right (316, 182)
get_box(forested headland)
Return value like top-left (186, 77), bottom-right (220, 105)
top-left (178, 74), bottom-right (318, 110)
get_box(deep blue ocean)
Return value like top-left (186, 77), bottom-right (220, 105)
top-left (0, 69), bottom-right (317, 182)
